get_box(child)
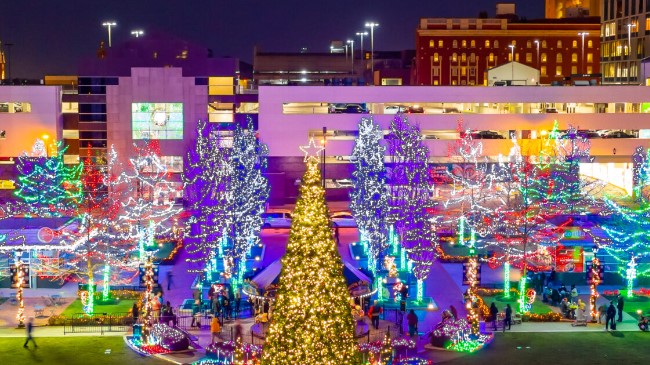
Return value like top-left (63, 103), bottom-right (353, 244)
top-left (211, 316), bottom-right (221, 344)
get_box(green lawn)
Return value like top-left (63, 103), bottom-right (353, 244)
top-left (59, 299), bottom-right (135, 317)
top-left (439, 332), bottom-right (650, 365)
top-left (481, 294), bottom-right (554, 315)
top-left (0, 337), bottom-right (166, 365)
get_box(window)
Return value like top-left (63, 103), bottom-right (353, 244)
top-left (470, 40), bottom-right (475, 47)
top-left (526, 53), bottom-right (533, 62)
top-left (572, 53), bottom-right (578, 63)
top-left (515, 53), bottom-right (519, 62)
top-left (433, 66), bottom-right (440, 76)
top-left (452, 53), bottom-right (458, 62)
top-left (527, 40), bottom-right (532, 48)
top-left (462, 40), bottom-right (467, 47)
top-left (556, 53), bottom-right (563, 62)
top-left (470, 67), bottom-right (476, 76)
top-left (556, 66), bottom-right (562, 75)
top-left (494, 40), bottom-right (499, 48)
top-left (438, 40), bottom-right (444, 47)
top-left (588, 40), bottom-right (593, 48)
top-left (542, 40), bottom-right (547, 48)
top-left (489, 53), bottom-right (494, 62)
top-left (453, 40), bottom-right (458, 48)
top-left (571, 66), bottom-right (578, 74)
top-left (461, 67), bottom-right (467, 76)
top-left (470, 53), bottom-right (476, 62)
top-left (209, 77), bottom-right (234, 96)
top-left (587, 53), bottom-right (593, 62)
top-left (587, 66), bottom-right (593, 74)
top-left (461, 53), bottom-right (467, 62)
top-left (541, 53), bottom-right (547, 62)
top-left (508, 52), bottom-right (513, 61)
top-left (557, 40), bottom-right (563, 48)
top-left (0, 102), bottom-right (32, 113)
top-left (485, 40), bottom-right (490, 48)
top-left (572, 40), bottom-right (578, 48)
top-left (429, 40), bottom-right (434, 47)
top-left (433, 53), bottom-right (439, 62)
top-left (541, 66), bottom-right (547, 76)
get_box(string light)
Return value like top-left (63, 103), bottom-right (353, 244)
top-left (15, 253), bottom-right (25, 326)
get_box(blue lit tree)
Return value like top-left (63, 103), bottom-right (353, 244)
top-left (387, 114), bottom-right (437, 282)
top-left (350, 117), bottom-right (389, 275)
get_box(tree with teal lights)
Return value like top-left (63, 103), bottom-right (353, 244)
top-left (15, 140), bottom-right (83, 216)
top-left (350, 117), bottom-right (389, 275)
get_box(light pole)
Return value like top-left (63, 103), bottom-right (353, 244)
top-left (508, 45), bottom-right (515, 84)
top-left (347, 39), bottom-right (355, 74)
top-left (365, 22), bottom-right (378, 85)
top-left (627, 23), bottom-right (635, 84)
top-left (131, 30), bottom-right (144, 38)
top-left (344, 44), bottom-right (349, 64)
top-left (534, 40), bottom-right (540, 70)
top-left (102, 21), bottom-right (117, 47)
top-left (578, 32), bottom-right (589, 74)
top-left (356, 31), bottom-right (367, 82)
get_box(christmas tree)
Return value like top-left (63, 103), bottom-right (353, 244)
top-left (261, 158), bottom-right (360, 365)
top-left (15, 140), bottom-right (83, 216)
top-left (350, 117), bottom-right (389, 275)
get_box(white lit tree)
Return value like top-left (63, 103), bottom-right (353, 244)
top-left (350, 117), bottom-right (389, 275)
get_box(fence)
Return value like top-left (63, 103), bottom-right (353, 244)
top-left (63, 312), bottom-right (133, 335)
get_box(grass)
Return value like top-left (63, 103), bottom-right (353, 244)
top-left (439, 332), bottom-right (650, 365)
top-left (482, 294), bottom-right (554, 315)
top-left (0, 337), bottom-right (166, 365)
top-left (59, 299), bottom-right (135, 317)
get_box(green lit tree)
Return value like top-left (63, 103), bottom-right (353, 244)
top-left (261, 158), bottom-right (360, 365)
top-left (15, 140), bottom-right (83, 216)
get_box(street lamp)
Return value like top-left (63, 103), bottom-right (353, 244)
top-left (347, 39), bottom-right (355, 74)
top-left (102, 21), bottom-right (117, 47)
top-left (578, 32), bottom-right (589, 75)
top-left (508, 45), bottom-right (515, 84)
top-left (131, 30), bottom-right (144, 38)
top-left (356, 31), bottom-right (368, 81)
top-left (627, 23), bottom-right (636, 84)
top-left (534, 40), bottom-right (540, 70)
top-left (365, 22), bottom-right (379, 84)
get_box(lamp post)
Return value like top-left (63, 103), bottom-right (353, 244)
top-left (365, 22), bottom-right (379, 85)
top-left (356, 31), bottom-right (368, 82)
top-left (131, 30), bottom-right (144, 38)
top-left (102, 21), bottom-right (117, 47)
top-left (508, 45), bottom-right (515, 84)
top-left (578, 32), bottom-right (589, 74)
top-left (347, 39), bottom-right (355, 74)
top-left (344, 44), bottom-right (349, 64)
top-left (627, 23), bottom-right (635, 84)
top-left (534, 40), bottom-right (540, 70)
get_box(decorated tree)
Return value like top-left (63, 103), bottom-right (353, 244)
top-left (183, 121), bottom-right (234, 276)
top-left (261, 156), bottom-right (359, 365)
top-left (387, 114), bottom-right (438, 300)
top-left (15, 140), bottom-right (83, 216)
top-left (229, 118), bottom-right (270, 284)
top-left (350, 117), bottom-right (389, 275)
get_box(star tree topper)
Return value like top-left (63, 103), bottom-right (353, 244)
top-left (299, 137), bottom-right (325, 162)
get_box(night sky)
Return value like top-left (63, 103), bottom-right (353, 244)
top-left (1, 0), bottom-right (543, 79)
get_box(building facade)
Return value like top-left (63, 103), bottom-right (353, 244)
top-left (415, 17), bottom-right (600, 86)
top-left (546, 0), bottom-right (602, 18)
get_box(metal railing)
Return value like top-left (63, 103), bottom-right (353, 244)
top-left (63, 312), bottom-right (133, 335)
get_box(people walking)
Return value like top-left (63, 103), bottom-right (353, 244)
top-left (210, 316), bottom-right (222, 344)
top-left (503, 304), bottom-right (512, 332)
top-left (570, 284), bottom-right (579, 304)
top-left (606, 302), bottom-right (616, 331)
top-left (617, 294), bottom-right (625, 322)
top-left (369, 300), bottom-right (383, 330)
top-left (406, 309), bottom-right (418, 337)
top-left (548, 267), bottom-right (556, 286)
top-left (489, 302), bottom-right (499, 330)
top-left (23, 317), bottom-right (37, 348)
top-left (132, 302), bottom-right (140, 324)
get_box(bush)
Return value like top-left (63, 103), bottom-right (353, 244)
top-left (48, 313), bottom-right (134, 326)
top-left (522, 312), bottom-right (563, 322)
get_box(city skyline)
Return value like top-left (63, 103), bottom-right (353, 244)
top-left (1, 0), bottom-right (543, 79)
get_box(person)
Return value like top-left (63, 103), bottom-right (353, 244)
top-left (639, 314), bottom-right (649, 331)
top-left (548, 267), bottom-right (556, 286)
top-left (208, 284), bottom-right (217, 302)
top-left (489, 302), bottom-right (499, 330)
top-left (151, 294), bottom-right (162, 322)
top-left (449, 305), bottom-right (458, 321)
top-left (369, 301), bottom-right (383, 330)
top-left (617, 294), bottom-right (624, 322)
top-left (132, 302), bottom-right (140, 324)
top-left (191, 298), bottom-right (201, 328)
top-left (560, 298), bottom-right (570, 318)
top-left (234, 288), bottom-right (242, 317)
top-left (212, 295), bottom-right (221, 318)
top-left (503, 304), bottom-right (512, 332)
top-left (210, 316), bottom-right (222, 344)
top-left (559, 284), bottom-right (568, 299)
top-left (23, 317), bottom-right (37, 348)
top-left (597, 304), bottom-right (607, 324)
top-left (606, 301), bottom-right (616, 331)
top-left (232, 319), bottom-right (243, 343)
top-left (537, 272), bottom-right (546, 293)
top-left (223, 295), bottom-right (231, 320)
top-left (166, 269), bottom-right (174, 290)
top-left (551, 288), bottom-right (561, 306)
top-left (542, 287), bottom-right (549, 303)
top-left (570, 284), bottom-right (578, 304)
top-left (406, 309), bottom-right (418, 337)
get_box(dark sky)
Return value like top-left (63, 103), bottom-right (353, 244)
top-left (1, 0), bottom-right (543, 79)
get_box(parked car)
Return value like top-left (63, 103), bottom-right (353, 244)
top-left (545, 108), bottom-right (559, 113)
top-left (342, 104), bottom-right (369, 114)
top-left (472, 130), bottom-right (505, 139)
top-left (262, 211), bottom-right (292, 228)
top-left (407, 105), bottom-right (424, 113)
top-left (331, 212), bottom-right (356, 228)
top-left (384, 105), bottom-right (407, 114)
top-left (602, 130), bottom-right (635, 139)
top-left (328, 103), bottom-right (347, 113)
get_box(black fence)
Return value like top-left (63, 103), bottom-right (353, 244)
top-left (63, 312), bottom-right (133, 335)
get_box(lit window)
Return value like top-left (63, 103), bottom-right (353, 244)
top-left (462, 40), bottom-right (467, 47)
top-left (542, 40), bottom-right (547, 48)
top-left (526, 53), bottom-right (532, 62)
top-left (461, 53), bottom-right (467, 62)
top-left (541, 53), bottom-right (547, 62)
top-left (557, 40), bottom-right (563, 48)
top-left (556, 54), bottom-right (563, 63)
top-left (572, 53), bottom-right (578, 62)
top-left (452, 53), bottom-right (458, 62)
top-left (489, 53), bottom-right (494, 62)
top-left (571, 66), bottom-right (578, 74)
top-left (572, 40), bottom-right (578, 48)
top-left (527, 40), bottom-right (532, 48)
top-left (429, 40), bottom-right (434, 47)
top-left (556, 66), bottom-right (562, 75)
top-left (470, 40), bottom-right (475, 47)
top-left (433, 53), bottom-right (439, 62)
top-left (587, 66), bottom-right (593, 74)
top-left (470, 53), bottom-right (476, 62)
top-left (485, 40), bottom-right (490, 48)
top-left (438, 40), bottom-right (444, 47)
top-left (587, 53), bottom-right (593, 62)
top-left (494, 40), bottom-right (499, 48)
top-left (588, 40), bottom-right (593, 48)
top-left (453, 40), bottom-right (458, 48)
top-left (461, 67), bottom-right (467, 76)
top-left (541, 66), bottom-right (547, 76)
